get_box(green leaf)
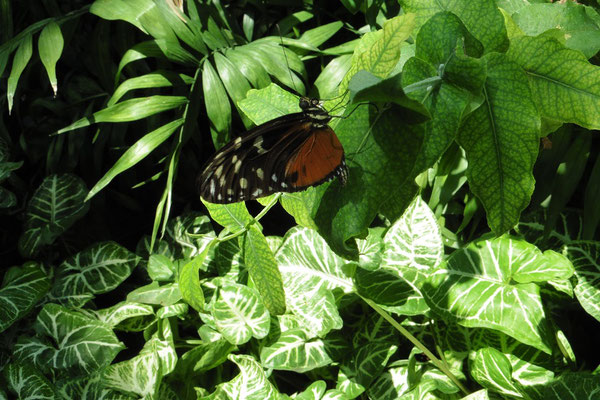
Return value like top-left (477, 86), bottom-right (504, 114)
top-left (90, 0), bottom-right (149, 33)
top-left (202, 59), bottom-right (231, 149)
top-left (103, 336), bottom-right (175, 398)
top-left (276, 226), bottom-right (354, 306)
top-left (7, 33), bottom-right (32, 113)
top-left (287, 286), bottom-right (343, 338)
top-left (127, 282), bottom-right (182, 306)
top-left (18, 174), bottom-right (89, 258)
top-left (338, 342), bottom-right (398, 396)
top-left (0, 263), bottom-right (50, 333)
top-left (238, 83), bottom-right (300, 125)
top-left (86, 119), bottom-right (184, 200)
top-left (401, 0), bottom-right (509, 53)
top-left (403, 11), bottom-right (486, 175)
top-left (564, 242), bottom-right (600, 323)
top-left (299, 21), bottom-right (343, 48)
top-left (212, 282), bottom-right (270, 345)
top-left (179, 241), bottom-right (215, 312)
top-left (341, 13), bottom-right (416, 91)
top-left (471, 348), bottom-right (520, 397)
top-left (242, 225), bottom-right (286, 316)
top-left (3, 362), bottom-right (57, 399)
top-left (507, 34), bottom-right (600, 130)
top-left (457, 53), bottom-right (540, 234)
top-left (423, 236), bottom-right (554, 354)
top-left (37, 21), bottom-right (63, 96)
top-left (94, 301), bottom-right (155, 328)
top-left (260, 329), bottom-right (347, 373)
top-left (213, 51), bottom-right (252, 127)
top-left (356, 197), bottom-right (442, 315)
top-left (14, 304), bottom-right (124, 375)
top-left (512, 2), bottom-right (600, 58)
top-left (204, 198), bottom-right (252, 229)
top-left (56, 96), bottom-right (188, 134)
top-left (177, 339), bottom-right (235, 375)
top-left (51, 242), bottom-right (141, 308)
top-left (520, 372), bottom-right (600, 400)
top-left (210, 354), bottom-right (281, 399)
top-left (55, 372), bottom-right (132, 400)
top-left (108, 71), bottom-right (194, 106)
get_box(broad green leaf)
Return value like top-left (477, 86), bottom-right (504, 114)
top-left (403, 12), bottom-right (486, 175)
top-left (103, 336), bottom-right (175, 399)
top-left (276, 227), bottom-right (353, 313)
top-left (313, 104), bottom-right (421, 257)
top-left (457, 53), bottom-right (539, 234)
top-left (51, 241), bottom-right (140, 308)
top-left (18, 174), bottom-right (89, 258)
top-left (177, 339), bottom-right (236, 375)
top-left (507, 35), bottom-right (600, 130)
top-left (14, 304), bottom-right (124, 376)
top-left (86, 119), bottom-right (183, 200)
top-left (7, 33), bottom-right (32, 112)
top-left (56, 372), bottom-right (132, 400)
top-left (3, 362), bottom-right (56, 399)
top-left (179, 241), bottom-right (215, 312)
top-left (341, 14), bottom-right (416, 91)
top-left (423, 237), bottom-right (554, 353)
top-left (212, 282), bottom-right (270, 345)
top-left (202, 199), bottom-right (252, 233)
top-left (338, 342), bottom-right (398, 396)
top-left (512, 2), bottom-right (600, 58)
top-left (401, 0), bottom-right (509, 53)
top-left (242, 225), bottom-right (286, 315)
top-left (56, 96), bottom-right (187, 134)
top-left (211, 354), bottom-right (281, 399)
top-left (564, 242), bottom-right (600, 323)
top-left (148, 253), bottom-right (176, 281)
top-left (355, 227), bottom-right (385, 271)
top-left (38, 21), bottom-right (63, 95)
top-left (359, 197), bottom-right (442, 315)
top-left (202, 59), bottom-right (231, 149)
top-left (165, 212), bottom-right (216, 259)
top-left (93, 301), bottom-right (155, 328)
top-left (471, 348), bottom-right (521, 397)
top-left (287, 286), bottom-right (343, 338)
top-left (520, 372), bottom-right (600, 400)
top-left (238, 83), bottom-right (300, 125)
top-left (0, 262), bottom-right (50, 333)
top-left (260, 329), bottom-right (347, 373)
top-left (295, 381), bottom-right (327, 400)
top-left (108, 71), bottom-right (194, 106)
top-left (127, 282), bottom-right (182, 306)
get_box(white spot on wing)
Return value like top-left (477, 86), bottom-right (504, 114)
top-left (256, 168), bottom-right (264, 180)
top-left (240, 178), bottom-right (248, 189)
top-left (232, 155), bottom-right (238, 163)
top-left (271, 174), bottom-right (278, 182)
top-left (234, 159), bottom-right (242, 173)
top-left (215, 165), bottom-right (223, 177)
top-left (252, 188), bottom-right (262, 197)
top-left (209, 180), bottom-right (216, 195)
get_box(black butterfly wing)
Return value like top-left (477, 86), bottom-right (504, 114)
top-left (198, 113), bottom-right (313, 203)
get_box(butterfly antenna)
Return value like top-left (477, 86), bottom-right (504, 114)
top-left (277, 23), bottom-right (299, 95)
top-left (331, 102), bottom-right (378, 119)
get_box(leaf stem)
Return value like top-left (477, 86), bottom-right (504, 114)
top-left (360, 296), bottom-right (470, 396)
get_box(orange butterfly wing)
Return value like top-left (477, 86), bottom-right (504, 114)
top-left (284, 125), bottom-right (346, 189)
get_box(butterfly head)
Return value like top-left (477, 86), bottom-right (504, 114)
top-left (299, 97), bottom-right (331, 128)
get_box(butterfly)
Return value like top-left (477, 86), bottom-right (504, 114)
top-left (198, 96), bottom-right (347, 204)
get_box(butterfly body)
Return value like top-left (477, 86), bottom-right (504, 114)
top-left (199, 97), bottom-right (347, 204)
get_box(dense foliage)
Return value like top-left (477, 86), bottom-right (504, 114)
top-left (1, 0), bottom-right (600, 399)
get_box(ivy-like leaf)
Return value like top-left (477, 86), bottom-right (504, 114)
top-left (18, 174), bottom-right (89, 258)
top-left (564, 241), bottom-right (600, 323)
top-left (0, 262), bottom-right (50, 333)
top-left (423, 237), bottom-right (555, 354)
top-left (14, 304), bottom-right (124, 376)
top-left (51, 241), bottom-right (140, 308)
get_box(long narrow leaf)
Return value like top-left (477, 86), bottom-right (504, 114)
top-left (86, 119), bottom-right (184, 200)
top-left (7, 33), bottom-right (32, 113)
top-left (38, 21), bottom-right (63, 96)
top-left (56, 96), bottom-right (188, 134)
